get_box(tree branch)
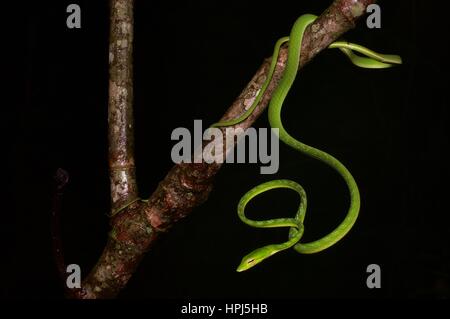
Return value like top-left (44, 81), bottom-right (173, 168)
top-left (72, 0), bottom-right (376, 299)
top-left (108, 0), bottom-right (138, 213)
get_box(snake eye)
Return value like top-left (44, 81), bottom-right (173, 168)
top-left (247, 259), bottom-right (255, 264)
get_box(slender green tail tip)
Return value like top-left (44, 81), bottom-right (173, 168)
top-left (386, 54), bottom-right (402, 65)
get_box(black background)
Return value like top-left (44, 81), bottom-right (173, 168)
top-left (5, 0), bottom-right (449, 299)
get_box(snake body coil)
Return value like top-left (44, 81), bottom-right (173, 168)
top-left (212, 14), bottom-right (401, 272)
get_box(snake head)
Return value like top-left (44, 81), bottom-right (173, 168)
top-left (236, 246), bottom-right (278, 272)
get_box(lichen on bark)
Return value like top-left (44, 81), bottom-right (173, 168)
top-left (108, 0), bottom-right (138, 213)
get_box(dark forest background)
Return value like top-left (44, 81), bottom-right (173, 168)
top-left (4, 0), bottom-right (449, 299)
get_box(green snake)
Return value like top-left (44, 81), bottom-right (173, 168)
top-left (211, 14), bottom-right (402, 272)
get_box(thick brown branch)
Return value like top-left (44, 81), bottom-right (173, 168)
top-left (108, 0), bottom-right (138, 212)
top-left (74, 0), bottom-right (376, 299)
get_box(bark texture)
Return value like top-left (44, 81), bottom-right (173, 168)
top-left (70, 0), bottom-right (376, 299)
top-left (108, 0), bottom-right (138, 213)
